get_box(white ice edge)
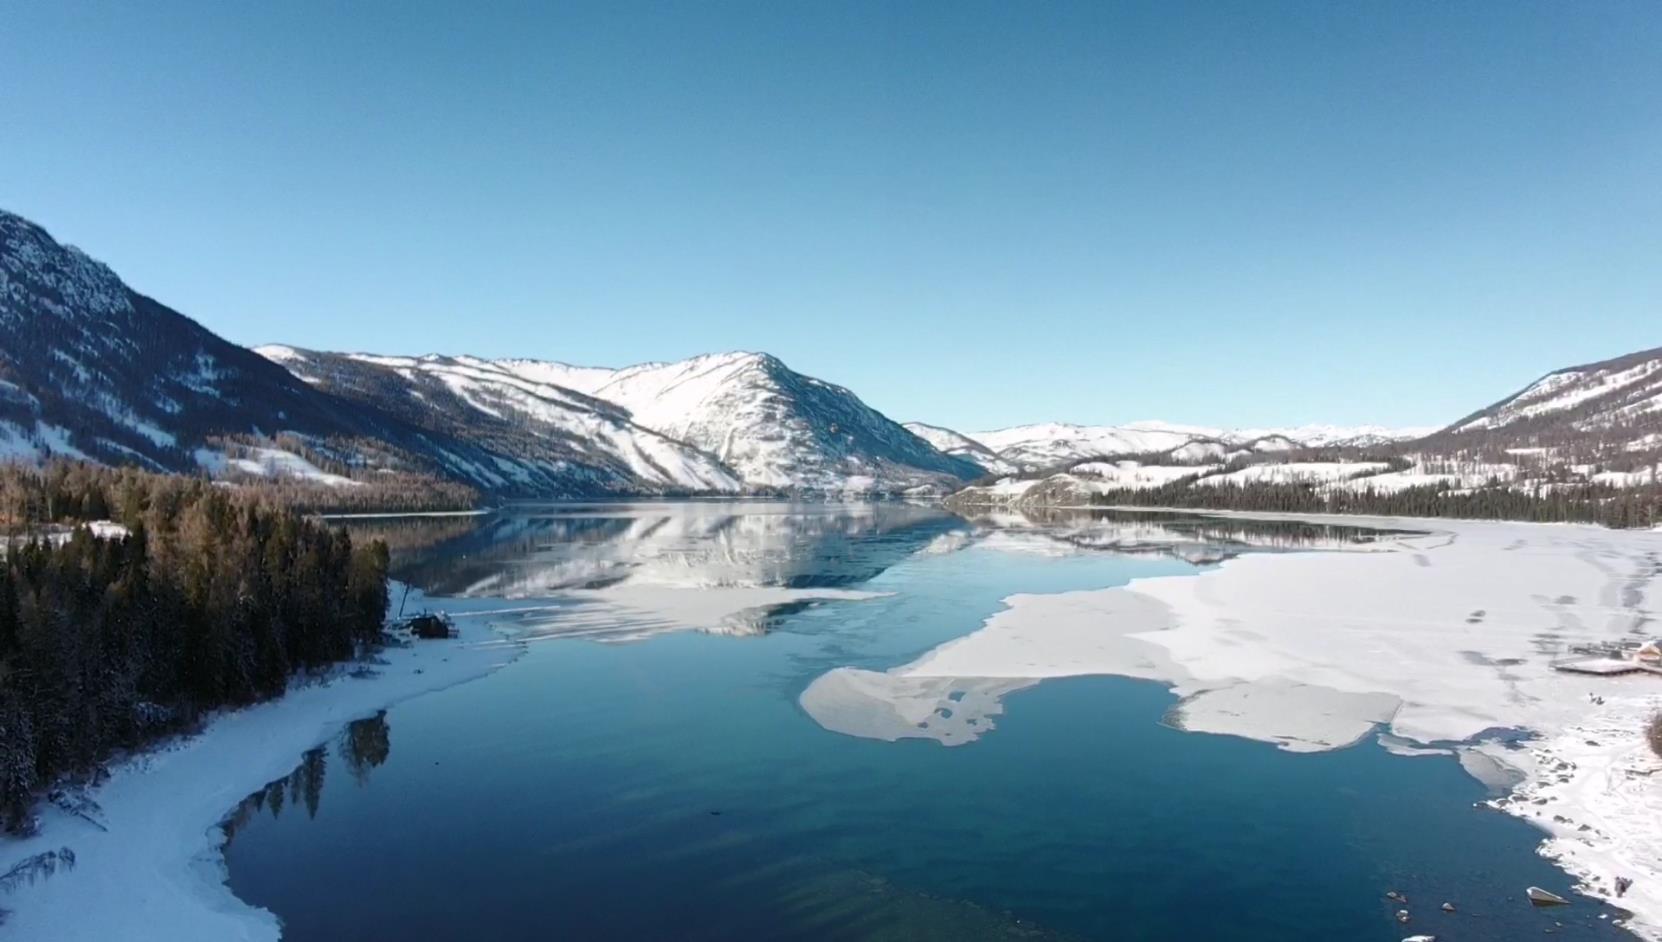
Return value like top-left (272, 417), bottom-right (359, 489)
top-left (0, 584), bottom-right (524, 942)
top-left (801, 512), bottom-right (1662, 938)
top-left (0, 580), bottom-right (888, 941)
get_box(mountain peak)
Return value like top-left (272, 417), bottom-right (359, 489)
top-left (0, 210), bottom-right (409, 471)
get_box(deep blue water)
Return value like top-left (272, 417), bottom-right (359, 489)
top-left (223, 504), bottom-right (1633, 941)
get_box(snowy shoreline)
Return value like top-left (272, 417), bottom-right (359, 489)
top-left (804, 510), bottom-right (1662, 938)
top-left (0, 586), bottom-right (526, 942)
top-left (0, 576), bottom-right (891, 941)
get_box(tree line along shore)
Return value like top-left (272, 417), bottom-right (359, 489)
top-left (0, 462), bottom-right (392, 833)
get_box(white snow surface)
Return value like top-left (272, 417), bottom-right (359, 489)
top-left (197, 446), bottom-right (362, 488)
top-left (1070, 460), bottom-right (1218, 489)
top-left (0, 420), bottom-right (93, 462)
top-left (801, 513), bottom-right (1662, 938)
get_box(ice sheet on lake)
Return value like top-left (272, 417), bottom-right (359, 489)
top-left (802, 513), bottom-right (1662, 938)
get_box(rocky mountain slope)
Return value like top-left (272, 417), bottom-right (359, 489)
top-left (901, 422), bottom-right (1016, 476)
top-left (1428, 346), bottom-right (1662, 466)
top-left (0, 209), bottom-right (427, 471)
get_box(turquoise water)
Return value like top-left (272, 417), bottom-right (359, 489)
top-left (224, 504), bottom-right (1633, 940)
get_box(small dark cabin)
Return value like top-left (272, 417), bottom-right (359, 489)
top-left (405, 612), bottom-right (456, 640)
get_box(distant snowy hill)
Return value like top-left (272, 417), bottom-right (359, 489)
top-left (960, 420), bottom-right (1432, 472)
top-left (1231, 424), bottom-right (1441, 449)
top-left (972, 423), bottom-right (1206, 470)
top-left (901, 422), bottom-right (1016, 476)
top-left (945, 347), bottom-right (1662, 512)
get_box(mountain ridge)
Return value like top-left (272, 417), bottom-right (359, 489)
top-left (0, 209), bottom-right (447, 473)
top-left (2, 206), bottom-right (1656, 507)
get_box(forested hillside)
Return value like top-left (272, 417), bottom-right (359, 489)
top-left (1077, 477), bottom-right (1662, 528)
top-left (0, 463), bottom-right (390, 831)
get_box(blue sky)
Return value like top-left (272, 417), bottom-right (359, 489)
top-left (2, 1), bottom-right (1659, 432)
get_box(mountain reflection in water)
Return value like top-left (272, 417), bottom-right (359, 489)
top-left (962, 507), bottom-right (1418, 564)
top-left (340, 503), bottom-right (1409, 603)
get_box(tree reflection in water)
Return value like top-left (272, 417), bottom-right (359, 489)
top-left (221, 711), bottom-right (391, 842)
top-left (341, 711), bottom-right (392, 784)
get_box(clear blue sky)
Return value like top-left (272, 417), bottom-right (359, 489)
top-left (3, 1), bottom-right (1659, 432)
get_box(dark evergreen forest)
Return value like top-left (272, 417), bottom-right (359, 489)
top-left (0, 462), bottom-right (390, 831)
top-left (1087, 477), bottom-right (1662, 528)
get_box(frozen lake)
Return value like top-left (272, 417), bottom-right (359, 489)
top-left (222, 503), bottom-right (1633, 940)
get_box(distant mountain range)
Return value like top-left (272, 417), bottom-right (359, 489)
top-left (945, 346), bottom-right (1662, 514)
top-left (928, 421), bottom-right (1434, 475)
top-left (1, 206), bottom-right (1656, 502)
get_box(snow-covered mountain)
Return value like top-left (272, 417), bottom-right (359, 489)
top-left (1432, 346), bottom-right (1662, 464)
top-left (255, 348), bottom-right (743, 495)
top-left (902, 422), bottom-right (1016, 476)
top-left (260, 349), bottom-right (983, 493)
top-left (945, 346), bottom-right (1662, 512)
top-left (483, 353), bottom-right (982, 491)
top-left (0, 207), bottom-right (967, 497)
top-left (971, 423), bottom-right (1209, 470)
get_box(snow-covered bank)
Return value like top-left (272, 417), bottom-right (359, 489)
top-left (801, 514), bottom-right (1662, 937)
top-left (0, 586), bottom-right (524, 942)
top-left (1499, 695), bottom-right (1662, 935)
